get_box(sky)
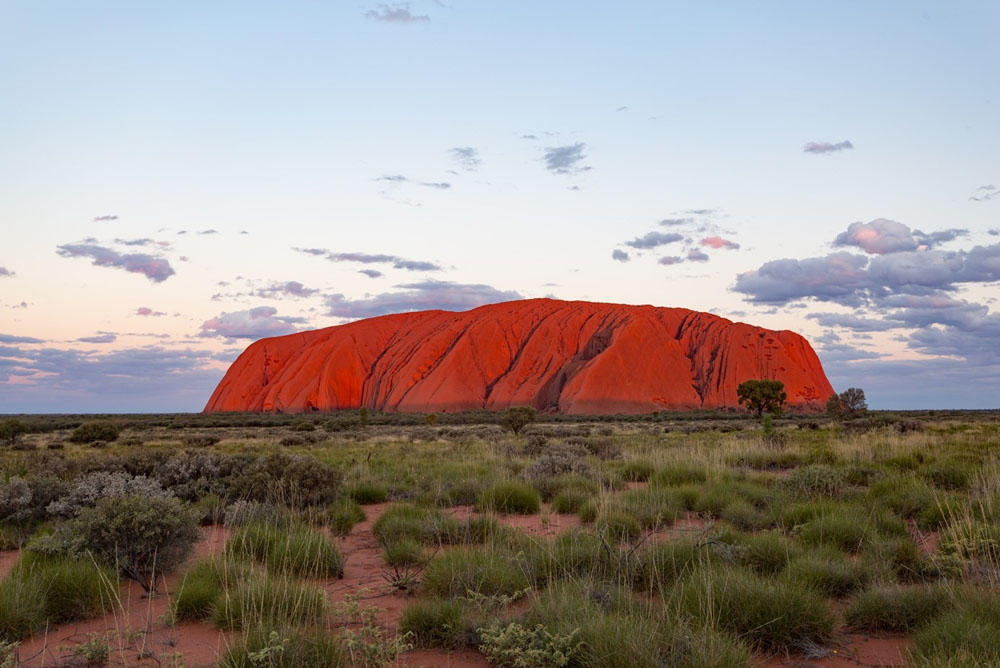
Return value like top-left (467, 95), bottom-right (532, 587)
top-left (1, 1), bottom-right (998, 412)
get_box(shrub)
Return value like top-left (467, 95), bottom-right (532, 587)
top-left (228, 453), bottom-right (343, 509)
top-left (524, 449), bottom-right (592, 499)
top-left (34, 494), bottom-right (200, 593)
top-left (843, 585), bottom-right (950, 632)
top-left (423, 549), bottom-right (530, 598)
top-left (347, 482), bottom-right (389, 505)
top-left (650, 462), bottom-right (707, 487)
top-left (399, 599), bottom-right (472, 649)
top-left (479, 481), bottom-right (540, 515)
top-left (290, 419), bottom-right (316, 432)
top-left (0, 476), bottom-right (67, 526)
top-left (327, 499), bottom-right (366, 537)
top-left (211, 574), bottom-right (328, 631)
top-left (46, 471), bottom-right (169, 518)
top-left (478, 622), bottom-right (583, 668)
top-left (68, 420), bottom-right (120, 444)
top-left (0, 419), bottom-right (29, 447)
top-left (502, 406), bottom-right (537, 434)
top-left (678, 566), bottom-right (833, 652)
top-left (227, 523), bottom-right (345, 578)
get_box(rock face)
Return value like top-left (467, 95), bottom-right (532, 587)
top-left (205, 299), bottom-right (834, 414)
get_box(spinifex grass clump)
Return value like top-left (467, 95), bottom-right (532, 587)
top-left (423, 548), bottom-right (531, 598)
top-left (218, 627), bottom-right (347, 668)
top-left (478, 481), bottom-right (541, 515)
top-left (211, 573), bottom-right (328, 631)
top-left (171, 557), bottom-right (252, 622)
top-left (785, 547), bottom-right (870, 596)
top-left (0, 553), bottom-right (116, 641)
top-left (372, 504), bottom-right (462, 545)
top-left (677, 565), bottom-right (834, 652)
top-left (347, 481), bottom-right (389, 505)
top-left (399, 599), bottom-right (475, 649)
top-left (327, 499), bottom-right (366, 537)
top-left (522, 580), bottom-right (752, 668)
top-left (843, 584), bottom-right (951, 633)
top-left (226, 522), bottom-right (345, 578)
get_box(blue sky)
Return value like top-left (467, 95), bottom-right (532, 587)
top-left (1, 1), bottom-right (998, 411)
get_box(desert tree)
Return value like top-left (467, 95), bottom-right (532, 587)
top-left (736, 379), bottom-right (787, 417)
top-left (502, 406), bottom-right (537, 434)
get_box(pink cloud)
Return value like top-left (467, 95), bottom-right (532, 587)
top-left (700, 236), bottom-right (740, 250)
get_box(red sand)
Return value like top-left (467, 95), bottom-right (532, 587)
top-left (10, 502), bottom-right (914, 667)
top-left (205, 298), bottom-right (834, 414)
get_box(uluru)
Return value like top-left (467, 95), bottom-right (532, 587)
top-left (205, 299), bottom-right (834, 414)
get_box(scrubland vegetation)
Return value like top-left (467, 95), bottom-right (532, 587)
top-left (0, 408), bottom-right (997, 666)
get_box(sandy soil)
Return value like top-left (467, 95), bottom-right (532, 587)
top-left (8, 502), bottom-right (917, 667)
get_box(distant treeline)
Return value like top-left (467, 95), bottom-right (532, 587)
top-left (1, 408), bottom-right (996, 433)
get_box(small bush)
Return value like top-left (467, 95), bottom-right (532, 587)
top-left (348, 482), bottom-right (389, 505)
top-left (327, 499), bottom-right (366, 537)
top-left (478, 622), bottom-right (583, 668)
top-left (843, 585), bottom-right (950, 632)
top-left (423, 549), bottom-right (530, 598)
top-left (399, 599), bottom-right (472, 649)
top-left (228, 453), bottom-right (343, 509)
top-left (46, 471), bottom-right (169, 518)
top-left (478, 481), bottom-right (540, 515)
top-left (34, 494), bottom-right (199, 593)
top-left (227, 523), bottom-right (345, 578)
top-left (68, 421), bottom-right (120, 444)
